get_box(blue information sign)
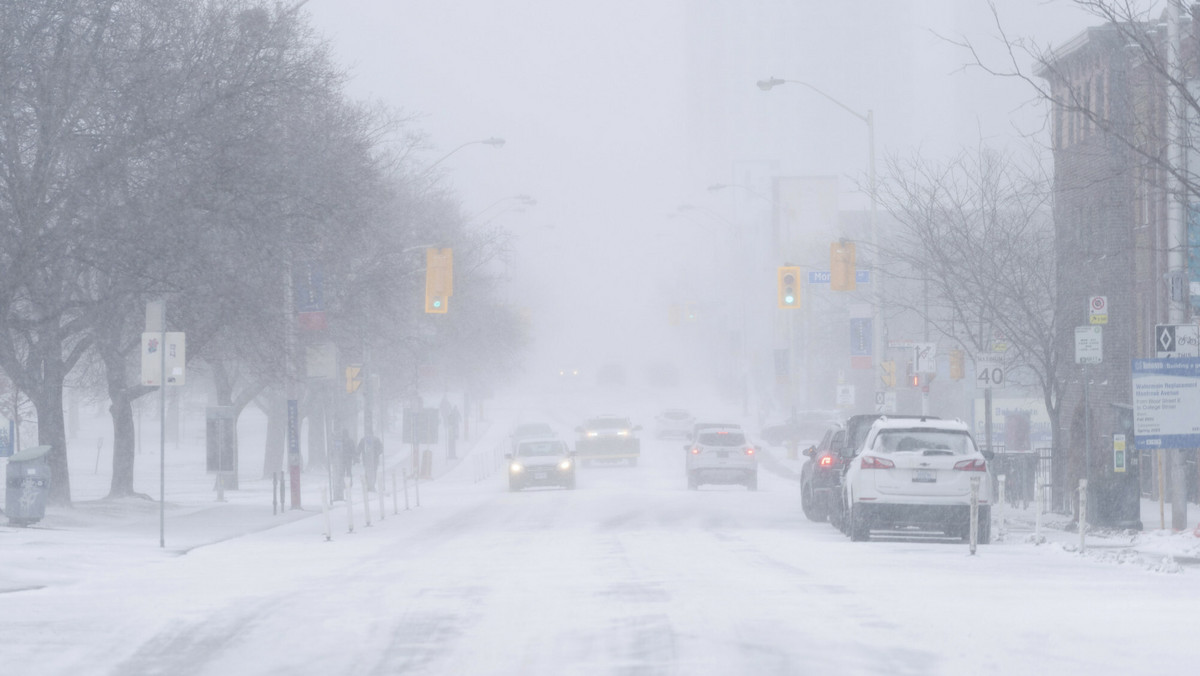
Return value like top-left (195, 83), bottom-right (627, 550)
top-left (850, 318), bottom-right (872, 356)
top-left (1132, 358), bottom-right (1200, 449)
top-left (808, 270), bottom-right (871, 284)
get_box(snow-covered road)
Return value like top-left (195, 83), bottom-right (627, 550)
top-left (2, 393), bottom-right (1198, 675)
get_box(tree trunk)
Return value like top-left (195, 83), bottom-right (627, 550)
top-left (262, 394), bottom-right (286, 478)
top-left (34, 355), bottom-right (71, 505)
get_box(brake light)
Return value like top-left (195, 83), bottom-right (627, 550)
top-left (744, 447), bottom-right (755, 456)
top-left (953, 459), bottom-right (988, 471)
top-left (690, 447), bottom-right (700, 455)
top-left (860, 456), bottom-right (895, 470)
top-left (818, 454), bottom-right (833, 468)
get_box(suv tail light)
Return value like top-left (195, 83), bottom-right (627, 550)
top-left (744, 447), bottom-right (755, 456)
top-left (818, 454), bottom-right (833, 468)
top-left (953, 459), bottom-right (987, 472)
top-left (860, 456), bottom-right (895, 470)
top-left (690, 447), bottom-right (700, 455)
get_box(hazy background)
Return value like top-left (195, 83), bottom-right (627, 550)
top-left (305, 0), bottom-right (1094, 381)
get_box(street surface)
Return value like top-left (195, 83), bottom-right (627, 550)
top-left (2, 391), bottom-right (1197, 675)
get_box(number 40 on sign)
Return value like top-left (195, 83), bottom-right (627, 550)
top-left (976, 359), bottom-right (1004, 389)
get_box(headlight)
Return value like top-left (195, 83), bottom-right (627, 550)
top-left (509, 463), bottom-right (524, 474)
top-left (617, 430), bottom-right (629, 436)
top-left (558, 460), bottom-right (572, 471)
top-left (586, 431), bottom-right (598, 437)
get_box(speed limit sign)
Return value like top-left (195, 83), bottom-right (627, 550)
top-left (976, 358), bottom-right (1005, 389)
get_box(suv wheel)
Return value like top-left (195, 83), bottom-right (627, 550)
top-left (746, 473), bottom-right (758, 491)
top-left (801, 485), bottom-right (828, 522)
top-left (849, 504), bottom-right (870, 542)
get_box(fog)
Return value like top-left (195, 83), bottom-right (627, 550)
top-left (305, 0), bottom-right (1092, 389)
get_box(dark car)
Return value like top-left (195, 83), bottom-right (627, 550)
top-left (507, 437), bottom-right (576, 491)
top-left (799, 424), bottom-right (846, 522)
top-left (575, 415), bottom-right (641, 465)
top-left (826, 414), bottom-right (939, 533)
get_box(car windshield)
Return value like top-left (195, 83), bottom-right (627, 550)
top-left (515, 424), bottom-right (553, 437)
top-left (872, 429), bottom-right (975, 455)
top-left (517, 440), bottom-right (567, 457)
top-left (587, 418), bottom-right (630, 429)
top-left (698, 431), bottom-right (746, 446)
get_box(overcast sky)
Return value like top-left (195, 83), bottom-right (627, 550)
top-left (304, 0), bottom-right (1097, 371)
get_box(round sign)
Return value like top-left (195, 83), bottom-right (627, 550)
top-left (1091, 296), bottom-right (1106, 311)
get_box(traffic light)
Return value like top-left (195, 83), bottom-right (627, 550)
top-left (831, 241), bottom-right (856, 291)
top-left (777, 266), bottom-right (801, 308)
top-left (881, 360), bottom-right (896, 388)
top-left (424, 248), bottom-right (453, 313)
top-left (906, 361), bottom-right (919, 387)
top-left (949, 349), bottom-right (965, 380)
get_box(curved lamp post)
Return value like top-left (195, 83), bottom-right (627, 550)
top-left (758, 76), bottom-right (883, 410)
top-left (422, 136), bottom-right (506, 176)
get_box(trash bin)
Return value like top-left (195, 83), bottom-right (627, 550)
top-left (5, 445), bottom-right (52, 526)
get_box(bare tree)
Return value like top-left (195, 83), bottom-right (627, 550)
top-left (877, 146), bottom-right (1065, 503)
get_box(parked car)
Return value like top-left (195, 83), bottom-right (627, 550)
top-left (575, 415), bottom-right (641, 465)
top-left (839, 417), bottom-right (993, 542)
top-left (655, 409), bottom-right (695, 438)
top-left (507, 437), bottom-right (576, 491)
top-left (685, 425), bottom-right (758, 490)
top-left (828, 413), bottom-right (939, 532)
top-left (799, 424), bottom-right (846, 522)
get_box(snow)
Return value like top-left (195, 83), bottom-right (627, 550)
top-left (2, 390), bottom-right (1199, 675)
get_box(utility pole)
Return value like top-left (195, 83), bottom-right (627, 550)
top-left (1167, 1), bottom-right (1189, 530)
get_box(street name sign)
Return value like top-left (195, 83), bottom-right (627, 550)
top-left (1132, 358), bottom-right (1200, 448)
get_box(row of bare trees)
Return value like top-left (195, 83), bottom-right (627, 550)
top-left (0, 1), bottom-right (524, 504)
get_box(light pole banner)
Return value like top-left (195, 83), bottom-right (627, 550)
top-left (1132, 358), bottom-right (1200, 448)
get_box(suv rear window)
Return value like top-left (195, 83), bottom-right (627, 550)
top-left (698, 431), bottom-right (746, 446)
top-left (872, 429), bottom-right (974, 455)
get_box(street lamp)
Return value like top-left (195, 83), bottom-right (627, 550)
top-left (758, 76), bottom-right (883, 410)
top-left (421, 136), bottom-right (506, 176)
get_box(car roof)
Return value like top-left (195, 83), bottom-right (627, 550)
top-left (693, 422), bottom-right (740, 430)
top-left (517, 435), bottom-right (565, 445)
top-left (868, 417), bottom-right (969, 433)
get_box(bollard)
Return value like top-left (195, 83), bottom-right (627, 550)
top-left (378, 471), bottom-right (386, 522)
top-left (279, 471), bottom-right (287, 512)
top-left (1078, 478), bottom-right (1088, 553)
top-left (321, 485), bottom-right (332, 542)
top-left (969, 475), bottom-right (980, 556)
top-left (415, 469), bottom-right (421, 507)
top-left (272, 472), bottom-right (278, 515)
top-left (362, 471), bottom-right (372, 527)
top-left (346, 477), bottom-right (355, 534)
top-left (997, 474), bottom-right (1006, 539)
top-left (403, 469), bottom-right (411, 510)
top-left (391, 470), bottom-right (399, 515)
top-left (1034, 480), bottom-right (1043, 541)
top-left (216, 472), bottom-right (226, 503)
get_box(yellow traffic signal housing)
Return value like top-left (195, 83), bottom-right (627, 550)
top-left (949, 349), bottom-right (964, 380)
top-left (831, 241), bottom-right (857, 291)
top-left (345, 365), bottom-right (362, 393)
top-left (424, 248), bottom-right (453, 313)
top-left (881, 360), bottom-right (896, 388)
top-left (777, 266), bottom-right (801, 308)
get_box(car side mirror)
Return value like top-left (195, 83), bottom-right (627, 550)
top-left (981, 448), bottom-right (995, 461)
top-left (802, 446), bottom-right (816, 458)
top-left (504, 453), bottom-right (512, 460)
top-left (682, 444), bottom-right (691, 452)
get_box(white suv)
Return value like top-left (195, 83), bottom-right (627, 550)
top-left (840, 418), bottom-right (992, 542)
top-left (685, 426), bottom-right (758, 490)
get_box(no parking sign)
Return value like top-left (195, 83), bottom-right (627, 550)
top-left (1089, 296), bottom-right (1108, 324)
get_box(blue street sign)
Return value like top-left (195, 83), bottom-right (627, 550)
top-left (808, 270), bottom-right (871, 284)
top-left (850, 318), bottom-right (873, 356)
top-left (293, 262), bottom-right (324, 313)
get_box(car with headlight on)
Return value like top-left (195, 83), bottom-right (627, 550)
top-left (685, 425), bottom-right (758, 490)
top-left (575, 415), bottom-right (641, 466)
top-left (839, 417), bottom-right (993, 542)
top-left (507, 437), bottom-right (576, 491)
top-left (654, 409), bottom-right (695, 438)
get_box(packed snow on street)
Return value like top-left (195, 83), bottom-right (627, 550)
top-left (2, 384), bottom-right (1198, 676)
